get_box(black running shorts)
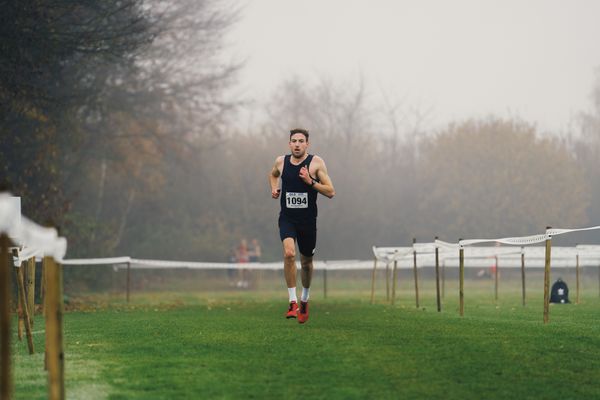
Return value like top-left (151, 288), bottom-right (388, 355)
top-left (278, 216), bottom-right (317, 257)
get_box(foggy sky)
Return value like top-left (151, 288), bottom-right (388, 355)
top-left (228, 0), bottom-right (600, 133)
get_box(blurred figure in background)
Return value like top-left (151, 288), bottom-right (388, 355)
top-left (236, 238), bottom-right (249, 288)
top-left (248, 238), bottom-right (261, 262)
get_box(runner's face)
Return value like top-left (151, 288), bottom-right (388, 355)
top-left (289, 133), bottom-right (309, 158)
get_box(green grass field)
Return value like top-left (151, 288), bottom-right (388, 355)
top-left (11, 280), bottom-right (600, 399)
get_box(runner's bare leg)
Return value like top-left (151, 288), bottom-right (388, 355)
top-left (300, 254), bottom-right (313, 289)
top-left (283, 238), bottom-right (297, 287)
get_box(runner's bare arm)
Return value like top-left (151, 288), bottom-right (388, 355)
top-left (302, 157), bottom-right (335, 199)
top-left (315, 163), bottom-right (335, 198)
top-left (269, 156), bottom-right (283, 199)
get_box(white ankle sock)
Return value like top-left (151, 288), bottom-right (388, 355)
top-left (288, 287), bottom-right (297, 303)
top-left (301, 287), bottom-right (310, 302)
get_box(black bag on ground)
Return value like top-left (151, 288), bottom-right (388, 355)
top-left (550, 278), bottom-right (570, 304)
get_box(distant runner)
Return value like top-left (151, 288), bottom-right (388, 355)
top-left (269, 128), bottom-right (335, 324)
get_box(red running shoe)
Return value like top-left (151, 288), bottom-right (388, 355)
top-left (298, 301), bottom-right (309, 324)
top-left (286, 301), bottom-right (298, 319)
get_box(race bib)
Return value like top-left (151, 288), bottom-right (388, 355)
top-left (285, 192), bottom-right (308, 208)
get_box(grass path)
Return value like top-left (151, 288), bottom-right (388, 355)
top-left (12, 293), bottom-right (600, 399)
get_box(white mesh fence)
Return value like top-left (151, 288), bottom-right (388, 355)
top-left (2, 193), bottom-right (600, 296)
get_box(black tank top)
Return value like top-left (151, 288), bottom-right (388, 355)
top-left (280, 154), bottom-right (318, 222)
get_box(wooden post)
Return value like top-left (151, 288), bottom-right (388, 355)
top-left (520, 247), bottom-right (526, 307)
top-left (385, 262), bottom-right (390, 301)
top-left (494, 255), bottom-right (499, 302)
top-left (543, 228), bottom-right (552, 324)
top-left (459, 242), bottom-right (464, 317)
top-left (16, 263), bottom-right (34, 354)
top-left (575, 254), bottom-right (580, 305)
top-left (15, 266), bottom-right (23, 341)
top-left (41, 257), bottom-right (47, 316)
top-left (1, 234), bottom-right (12, 400)
top-left (45, 256), bottom-right (65, 400)
top-left (434, 237), bottom-right (441, 312)
top-left (323, 267), bottom-right (328, 299)
top-left (126, 262), bottom-right (131, 303)
top-left (370, 257), bottom-right (377, 304)
top-left (26, 257), bottom-right (36, 327)
top-left (391, 260), bottom-right (398, 305)
top-left (111, 263), bottom-right (115, 296)
top-left (43, 256), bottom-right (48, 372)
top-left (412, 238), bottom-right (420, 309)
top-left (442, 259), bottom-right (446, 299)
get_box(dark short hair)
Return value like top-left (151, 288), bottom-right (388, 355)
top-left (289, 128), bottom-right (309, 140)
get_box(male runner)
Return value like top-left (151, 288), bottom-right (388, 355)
top-left (269, 128), bottom-right (335, 324)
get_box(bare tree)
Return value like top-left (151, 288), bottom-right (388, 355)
top-left (572, 67), bottom-right (600, 237)
top-left (417, 117), bottom-right (590, 239)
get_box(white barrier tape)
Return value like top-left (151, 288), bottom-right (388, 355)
top-left (14, 219), bottom-right (67, 260)
top-left (460, 233), bottom-right (550, 247)
top-left (59, 258), bottom-right (277, 270)
top-left (547, 225), bottom-right (600, 237)
top-left (412, 243), bottom-right (436, 253)
top-left (61, 256), bottom-right (132, 265)
top-left (57, 241), bottom-right (600, 270)
top-left (12, 246), bottom-right (43, 265)
top-left (414, 241), bottom-right (462, 254)
top-left (458, 225), bottom-right (600, 248)
top-left (458, 246), bottom-right (600, 259)
top-left (0, 193), bottom-right (68, 260)
top-left (128, 260), bottom-right (392, 271)
top-left (56, 253), bottom-right (600, 271)
top-left (441, 254), bottom-right (600, 260)
top-left (129, 258), bottom-right (600, 269)
top-left (576, 244), bottom-right (600, 251)
top-left (63, 258), bottom-right (405, 270)
top-left (41, 247), bottom-right (600, 269)
top-left (372, 246), bottom-right (413, 262)
top-left (463, 248), bottom-right (524, 257)
top-left (434, 239), bottom-right (460, 250)
top-left (15, 217), bottom-right (56, 245)
top-left (431, 258), bottom-right (600, 268)
top-left (19, 247), bottom-right (41, 261)
top-left (130, 259), bottom-right (286, 270)
top-left (0, 193), bottom-right (20, 234)
top-left (59, 256), bottom-right (371, 270)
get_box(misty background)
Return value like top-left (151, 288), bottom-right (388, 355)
top-left (2, 0), bottom-right (600, 269)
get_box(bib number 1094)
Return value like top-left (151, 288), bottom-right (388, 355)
top-left (286, 192), bottom-right (308, 208)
